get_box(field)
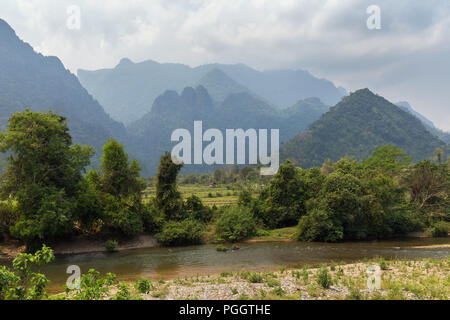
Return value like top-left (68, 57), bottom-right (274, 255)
top-left (143, 184), bottom-right (241, 207)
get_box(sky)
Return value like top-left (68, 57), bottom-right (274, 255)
top-left (1, 0), bottom-right (449, 131)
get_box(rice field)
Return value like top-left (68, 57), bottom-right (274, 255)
top-left (143, 184), bottom-right (240, 207)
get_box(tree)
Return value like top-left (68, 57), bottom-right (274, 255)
top-left (258, 161), bottom-right (307, 228)
top-left (88, 138), bottom-right (146, 236)
top-left (402, 160), bottom-right (449, 215)
top-left (0, 110), bottom-right (94, 247)
top-left (361, 145), bottom-right (412, 175)
top-left (154, 152), bottom-right (184, 221)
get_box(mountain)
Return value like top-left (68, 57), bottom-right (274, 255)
top-left (78, 59), bottom-right (345, 124)
top-left (0, 19), bottom-right (128, 160)
top-left (281, 89), bottom-right (446, 168)
top-left (129, 86), bottom-right (330, 174)
top-left (194, 68), bottom-right (252, 103)
top-left (396, 101), bottom-right (450, 144)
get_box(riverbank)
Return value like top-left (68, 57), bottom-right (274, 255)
top-left (0, 234), bottom-right (159, 258)
top-left (55, 257), bottom-right (449, 300)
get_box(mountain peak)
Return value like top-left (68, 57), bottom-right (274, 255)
top-left (117, 57), bottom-right (134, 67)
top-left (281, 89), bottom-right (445, 167)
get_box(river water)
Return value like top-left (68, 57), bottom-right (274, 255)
top-left (1, 237), bottom-right (449, 293)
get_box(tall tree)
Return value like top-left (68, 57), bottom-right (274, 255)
top-left (155, 152), bottom-right (184, 221)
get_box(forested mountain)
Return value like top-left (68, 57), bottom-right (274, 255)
top-left (281, 89), bottom-right (446, 168)
top-left (0, 19), bottom-right (128, 159)
top-left (78, 59), bottom-right (345, 123)
top-left (396, 101), bottom-right (450, 144)
top-left (129, 86), bottom-right (330, 174)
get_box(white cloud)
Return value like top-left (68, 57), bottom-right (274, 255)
top-left (1, 0), bottom-right (449, 130)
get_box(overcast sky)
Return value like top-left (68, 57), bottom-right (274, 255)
top-left (2, 0), bottom-right (449, 131)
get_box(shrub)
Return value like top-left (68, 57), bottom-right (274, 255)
top-left (156, 219), bottom-right (205, 246)
top-left (0, 244), bottom-right (54, 300)
top-left (134, 278), bottom-right (152, 294)
top-left (317, 267), bottom-right (332, 289)
top-left (184, 195), bottom-right (212, 223)
top-left (215, 206), bottom-right (257, 242)
top-left (216, 245), bottom-right (228, 252)
top-left (105, 240), bottom-right (118, 252)
top-left (141, 202), bottom-right (164, 234)
top-left (426, 221), bottom-right (450, 237)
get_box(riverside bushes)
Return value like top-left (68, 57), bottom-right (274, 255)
top-left (156, 219), bottom-right (205, 246)
top-left (215, 206), bottom-right (257, 242)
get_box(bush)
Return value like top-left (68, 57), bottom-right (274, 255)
top-left (317, 267), bottom-right (332, 289)
top-left (247, 273), bottom-right (263, 283)
top-left (134, 278), bottom-right (152, 294)
top-left (156, 219), bottom-right (205, 246)
top-left (141, 202), bottom-right (164, 234)
top-left (105, 240), bottom-right (118, 252)
top-left (426, 221), bottom-right (450, 237)
top-left (215, 206), bottom-right (257, 242)
top-left (216, 244), bottom-right (228, 252)
top-left (184, 195), bottom-right (212, 223)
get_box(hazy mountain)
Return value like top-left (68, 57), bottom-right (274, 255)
top-left (0, 19), bottom-right (128, 160)
top-left (129, 86), bottom-right (330, 174)
top-left (396, 101), bottom-right (450, 144)
top-left (281, 89), bottom-right (446, 168)
top-left (194, 68), bottom-right (251, 103)
top-left (78, 59), bottom-right (345, 124)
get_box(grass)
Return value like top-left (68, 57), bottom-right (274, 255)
top-left (51, 257), bottom-right (450, 300)
top-left (251, 226), bottom-right (297, 242)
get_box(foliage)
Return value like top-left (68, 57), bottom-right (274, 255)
top-left (257, 161), bottom-right (307, 228)
top-left (134, 278), bottom-right (153, 294)
top-left (215, 206), bottom-right (257, 242)
top-left (156, 219), bottom-right (205, 246)
top-left (184, 195), bottom-right (213, 223)
top-left (0, 110), bottom-right (94, 247)
top-left (317, 267), bottom-right (332, 289)
top-left (154, 152), bottom-right (184, 221)
top-left (105, 240), bottom-right (118, 252)
top-left (65, 269), bottom-right (117, 300)
top-left (297, 147), bottom-right (422, 242)
top-left (88, 139), bottom-right (146, 236)
top-left (0, 245), bottom-right (54, 300)
top-left (426, 221), bottom-right (450, 238)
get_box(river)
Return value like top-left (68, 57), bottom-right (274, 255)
top-left (1, 237), bottom-right (449, 293)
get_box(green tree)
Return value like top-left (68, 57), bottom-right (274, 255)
top-left (154, 152), bottom-right (184, 221)
top-left (0, 110), bottom-right (94, 247)
top-left (258, 161), bottom-right (307, 228)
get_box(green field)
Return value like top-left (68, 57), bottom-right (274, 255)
top-left (144, 184), bottom-right (240, 207)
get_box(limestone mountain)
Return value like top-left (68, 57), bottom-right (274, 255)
top-left (281, 89), bottom-right (446, 168)
top-left (78, 59), bottom-right (345, 124)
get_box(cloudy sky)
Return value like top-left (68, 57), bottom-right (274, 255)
top-left (2, 0), bottom-right (449, 131)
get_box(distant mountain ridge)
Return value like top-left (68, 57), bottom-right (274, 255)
top-left (129, 86), bottom-right (330, 173)
top-left (78, 58), bottom-right (346, 124)
top-left (281, 89), bottom-right (446, 168)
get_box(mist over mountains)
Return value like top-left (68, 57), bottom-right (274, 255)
top-left (0, 18), bottom-right (448, 176)
top-left (78, 58), bottom-right (346, 124)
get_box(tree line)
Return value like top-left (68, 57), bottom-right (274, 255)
top-left (0, 110), bottom-right (448, 252)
